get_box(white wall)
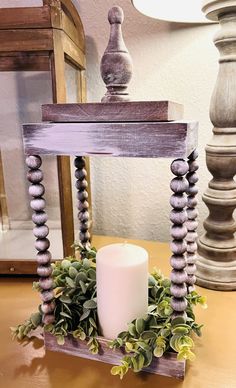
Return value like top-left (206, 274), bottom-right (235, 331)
top-left (73, 0), bottom-right (218, 241)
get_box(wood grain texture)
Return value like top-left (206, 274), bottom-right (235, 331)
top-left (44, 332), bottom-right (185, 379)
top-left (23, 121), bottom-right (198, 159)
top-left (0, 7), bottom-right (51, 29)
top-left (0, 29), bottom-right (53, 52)
top-left (42, 101), bottom-right (183, 122)
top-left (0, 53), bottom-right (50, 72)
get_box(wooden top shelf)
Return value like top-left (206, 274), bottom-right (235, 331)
top-left (42, 101), bottom-right (184, 123)
top-left (23, 101), bottom-right (197, 159)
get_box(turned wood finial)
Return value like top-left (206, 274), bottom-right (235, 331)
top-left (100, 6), bottom-right (133, 102)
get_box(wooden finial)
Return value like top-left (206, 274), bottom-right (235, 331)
top-left (100, 6), bottom-right (133, 103)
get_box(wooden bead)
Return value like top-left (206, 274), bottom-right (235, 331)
top-left (41, 290), bottom-right (54, 302)
top-left (32, 211), bottom-right (48, 225)
top-left (76, 179), bottom-right (88, 190)
top-left (170, 177), bottom-right (189, 193)
top-left (171, 297), bottom-right (188, 312)
top-left (39, 277), bottom-right (53, 290)
top-left (171, 159), bottom-right (189, 176)
top-left (30, 198), bottom-right (45, 211)
top-left (186, 184), bottom-right (198, 196)
top-left (188, 160), bottom-right (199, 172)
top-left (28, 183), bottom-right (45, 197)
top-left (80, 221), bottom-right (90, 231)
top-left (185, 231), bottom-right (198, 242)
top-left (187, 242), bottom-right (198, 253)
top-left (188, 149), bottom-right (198, 161)
top-left (74, 157), bottom-right (86, 169)
top-left (170, 194), bottom-right (187, 210)
top-left (170, 283), bottom-right (187, 298)
top-left (186, 264), bottom-right (197, 275)
top-left (79, 231), bottom-right (90, 241)
top-left (41, 301), bottom-right (55, 314)
top-left (37, 265), bottom-right (52, 277)
top-left (186, 172), bottom-right (198, 184)
top-left (170, 240), bottom-right (187, 255)
top-left (26, 155), bottom-right (42, 169)
top-left (78, 211), bottom-right (89, 222)
top-left (170, 255), bottom-right (186, 270)
top-left (171, 225), bottom-right (188, 240)
top-left (42, 314), bottom-right (55, 325)
top-left (36, 250), bottom-right (52, 264)
top-left (33, 225), bottom-right (49, 239)
top-left (187, 208), bottom-right (199, 220)
top-left (75, 168), bottom-right (87, 180)
top-left (170, 269), bottom-right (187, 284)
top-left (77, 191), bottom-right (88, 201)
top-left (185, 220), bottom-right (198, 231)
top-left (35, 238), bottom-right (50, 252)
top-left (78, 201), bottom-right (89, 211)
top-left (187, 196), bottom-right (198, 208)
top-left (171, 311), bottom-right (187, 321)
top-left (27, 169), bottom-right (43, 183)
top-left (186, 254), bottom-right (197, 264)
top-left (170, 209), bottom-right (187, 224)
top-left (186, 275), bottom-right (196, 285)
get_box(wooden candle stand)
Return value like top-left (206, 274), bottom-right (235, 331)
top-left (22, 6), bottom-right (198, 380)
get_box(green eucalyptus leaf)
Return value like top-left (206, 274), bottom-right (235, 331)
top-left (66, 277), bottom-right (75, 288)
top-left (87, 268), bottom-right (96, 280)
top-left (154, 346), bottom-right (164, 358)
top-left (56, 335), bottom-right (65, 345)
top-left (75, 272), bottom-right (87, 285)
top-left (171, 317), bottom-right (186, 327)
top-left (79, 280), bottom-right (87, 294)
top-left (135, 318), bottom-right (145, 334)
top-left (60, 311), bottom-right (72, 319)
top-left (69, 266), bottom-right (78, 279)
top-left (128, 323), bottom-right (137, 337)
top-left (79, 309), bottom-right (90, 321)
top-left (89, 317), bottom-right (97, 329)
top-left (83, 299), bottom-right (97, 309)
top-left (59, 295), bottom-right (72, 304)
top-left (141, 331), bottom-right (157, 341)
top-left (61, 259), bottom-right (71, 269)
top-left (82, 258), bottom-right (90, 270)
top-left (30, 312), bottom-right (42, 328)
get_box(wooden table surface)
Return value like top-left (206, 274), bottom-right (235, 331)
top-left (1, 235), bottom-right (236, 388)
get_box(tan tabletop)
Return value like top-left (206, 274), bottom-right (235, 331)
top-left (1, 235), bottom-right (236, 388)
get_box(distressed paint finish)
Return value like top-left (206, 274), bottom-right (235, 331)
top-left (44, 332), bottom-right (185, 379)
top-left (23, 120), bottom-right (198, 158)
top-left (100, 6), bottom-right (133, 102)
top-left (42, 100), bottom-right (184, 122)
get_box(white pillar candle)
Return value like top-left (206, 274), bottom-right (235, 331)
top-left (96, 243), bottom-right (148, 339)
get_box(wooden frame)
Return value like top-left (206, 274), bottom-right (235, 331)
top-left (0, 0), bottom-right (88, 274)
top-left (23, 100), bottom-right (198, 379)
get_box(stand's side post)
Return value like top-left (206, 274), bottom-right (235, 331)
top-left (74, 156), bottom-right (91, 250)
top-left (26, 155), bottom-right (55, 325)
top-left (185, 150), bottom-right (199, 292)
top-left (169, 159), bottom-right (189, 319)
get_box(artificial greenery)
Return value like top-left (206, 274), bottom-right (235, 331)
top-left (11, 243), bottom-right (206, 379)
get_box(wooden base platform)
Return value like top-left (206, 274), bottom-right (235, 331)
top-left (44, 332), bottom-right (185, 380)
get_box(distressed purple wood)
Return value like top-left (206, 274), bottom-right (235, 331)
top-left (42, 101), bottom-right (183, 123)
top-left (44, 332), bottom-right (185, 379)
top-left (23, 121), bottom-right (198, 158)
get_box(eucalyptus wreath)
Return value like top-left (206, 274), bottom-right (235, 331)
top-left (11, 243), bottom-right (206, 379)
